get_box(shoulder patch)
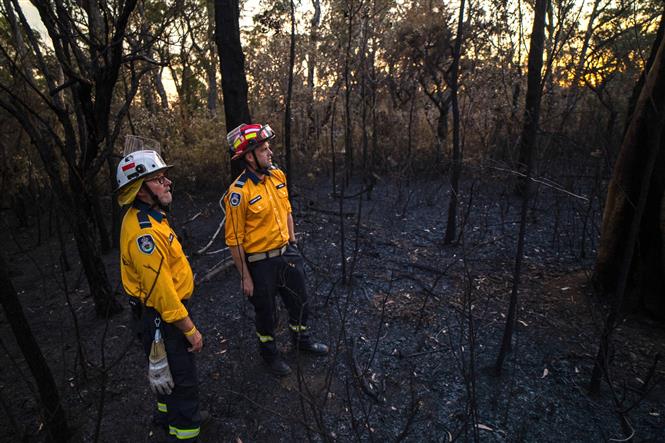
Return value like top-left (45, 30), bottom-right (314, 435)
top-left (229, 192), bottom-right (242, 207)
top-left (137, 234), bottom-right (156, 255)
top-left (249, 195), bottom-right (262, 205)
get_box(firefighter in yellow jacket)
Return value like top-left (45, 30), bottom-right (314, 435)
top-left (224, 123), bottom-right (328, 376)
top-left (116, 140), bottom-right (206, 441)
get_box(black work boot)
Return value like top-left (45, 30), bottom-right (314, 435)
top-left (263, 354), bottom-right (292, 376)
top-left (198, 410), bottom-right (211, 428)
top-left (152, 415), bottom-right (168, 432)
top-left (259, 340), bottom-right (292, 376)
top-left (292, 334), bottom-right (329, 356)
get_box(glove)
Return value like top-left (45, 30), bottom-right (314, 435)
top-left (149, 356), bottom-right (174, 395)
top-left (148, 329), bottom-right (174, 395)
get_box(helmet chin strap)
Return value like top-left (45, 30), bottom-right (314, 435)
top-left (251, 150), bottom-right (270, 175)
top-left (142, 183), bottom-right (170, 212)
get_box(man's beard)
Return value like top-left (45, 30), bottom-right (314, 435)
top-left (258, 158), bottom-right (271, 171)
top-left (156, 190), bottom-right (172, 210)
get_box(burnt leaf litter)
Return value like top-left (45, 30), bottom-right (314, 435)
top-left (1, 172), bottom-right (664, 442)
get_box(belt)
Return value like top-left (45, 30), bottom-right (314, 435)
top-left (247, 244), bottom-right (288, 263)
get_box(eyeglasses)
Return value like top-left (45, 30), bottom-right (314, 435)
top-left (145, 175), bottom-right (169, 185)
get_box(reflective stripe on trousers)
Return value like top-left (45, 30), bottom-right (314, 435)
top-left (256, 332), bottom-right (274, 343)
top-left (143, 306), bottom-right (201, 441)
top-left (248, 246), bottom-right (309, 345)
top-left (289, 324), bottom-right (308, 333)
top-left (169, 425), bottom-right (201, 440)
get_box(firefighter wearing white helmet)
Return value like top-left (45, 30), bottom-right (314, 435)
top-left (116, 136), bottom-right (208, 440)
top-left (224, 123), bottom-right (329, 377)
top-left (116, 149), bottom-right (172, 207)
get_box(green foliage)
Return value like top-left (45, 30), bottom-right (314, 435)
top-left (167, 115), bottom-right (231, 190)
top-left (122, 108), bottom-right (231, 192)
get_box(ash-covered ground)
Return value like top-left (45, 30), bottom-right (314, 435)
top-left (1, 171), bottom-right (664, 442)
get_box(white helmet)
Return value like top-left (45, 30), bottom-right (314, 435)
top-left (116, 149), bottom-right (171, 191)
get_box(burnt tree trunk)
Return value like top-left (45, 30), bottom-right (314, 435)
top-left (495, 0), bottom-right (548, 374)
top-left (444, 0), bottom-right (465, 245)
top-left (593, 12), bottom-right (665, 318)
top-left (342, 0), bottom-right (360, 182)
top-left (306, 0), bottom-right (321, 141)
top-left (205, 0), bottom-right (218, 117)
top-left (155, 66), bottom-right (169, 111)
top-left (214, 0), bottom-right (252, 179)
top-left (49, 136), bottom-right (122, 317)
top-left (0, 0), bottom-right (146, 317)
top-left (515, 0), bottom-right (548, 196)
top-left (284, 0), bottom-right (296, 192)
top-left (0, 253), bottom-right (70, 442)
top-left (436, 105), bottom-right (449, 163)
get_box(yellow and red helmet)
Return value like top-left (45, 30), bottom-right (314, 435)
top-left (227, 123), bottom-right (275, 160)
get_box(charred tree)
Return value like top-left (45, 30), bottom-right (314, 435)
top-left (495, 0), bottom-right (548, 374)
top-left (590, 13), bottom-right (665, 393)
top-left (206, 0), bottom-right (219, 117)
top-left (284, 0), bottom-right (296, 191)
top-left (306, 0), bottom-right (321, 141)
top-left (214, 0), bottom-right (252, 178)
top-left (593, 11), bottom-right (665, 319)
top-left (443, 0), bottom-right (466, 245)
top-left (343, 0), bottom-right (358, 182)
top-left (514, 0), bottom-right (548, 196)
top-left (0, 253), bottom-right (69, 442)
top-left (360, 10), bottom-right (369, 173)
top-left (0, 0), bottom-right (154, 316)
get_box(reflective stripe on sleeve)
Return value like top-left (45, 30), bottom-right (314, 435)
top-left (157, 402), bottom-right (167, 413)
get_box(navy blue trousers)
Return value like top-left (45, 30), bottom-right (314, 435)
top-left (247, 244), bottom-right (309, 355)
top-left (142, 306), bottom-right (202, 441)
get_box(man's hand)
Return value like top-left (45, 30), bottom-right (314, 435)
top-left (186, 329), bottom-right (203, 353)
top-left (174, 317), bottom-right (202, 352)
top-left (242, 274), bottom-right (254, 297)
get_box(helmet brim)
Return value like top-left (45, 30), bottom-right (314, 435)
top-left (114, 164), bottom-right (173, 193)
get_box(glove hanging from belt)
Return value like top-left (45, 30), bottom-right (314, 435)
top-left (148, 319), bottom-right (174, 395)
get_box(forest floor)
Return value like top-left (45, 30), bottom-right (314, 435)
top-left (1, 171), bottom-right (664, 442)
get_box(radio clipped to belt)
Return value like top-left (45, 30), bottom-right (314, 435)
top-left (148, 318), bottom-right (174, 395)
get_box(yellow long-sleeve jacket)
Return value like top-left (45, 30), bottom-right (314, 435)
top-left (120, 200), bottom-right (194, 323)
top-left (224, 167), bottom-right (292, 254)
